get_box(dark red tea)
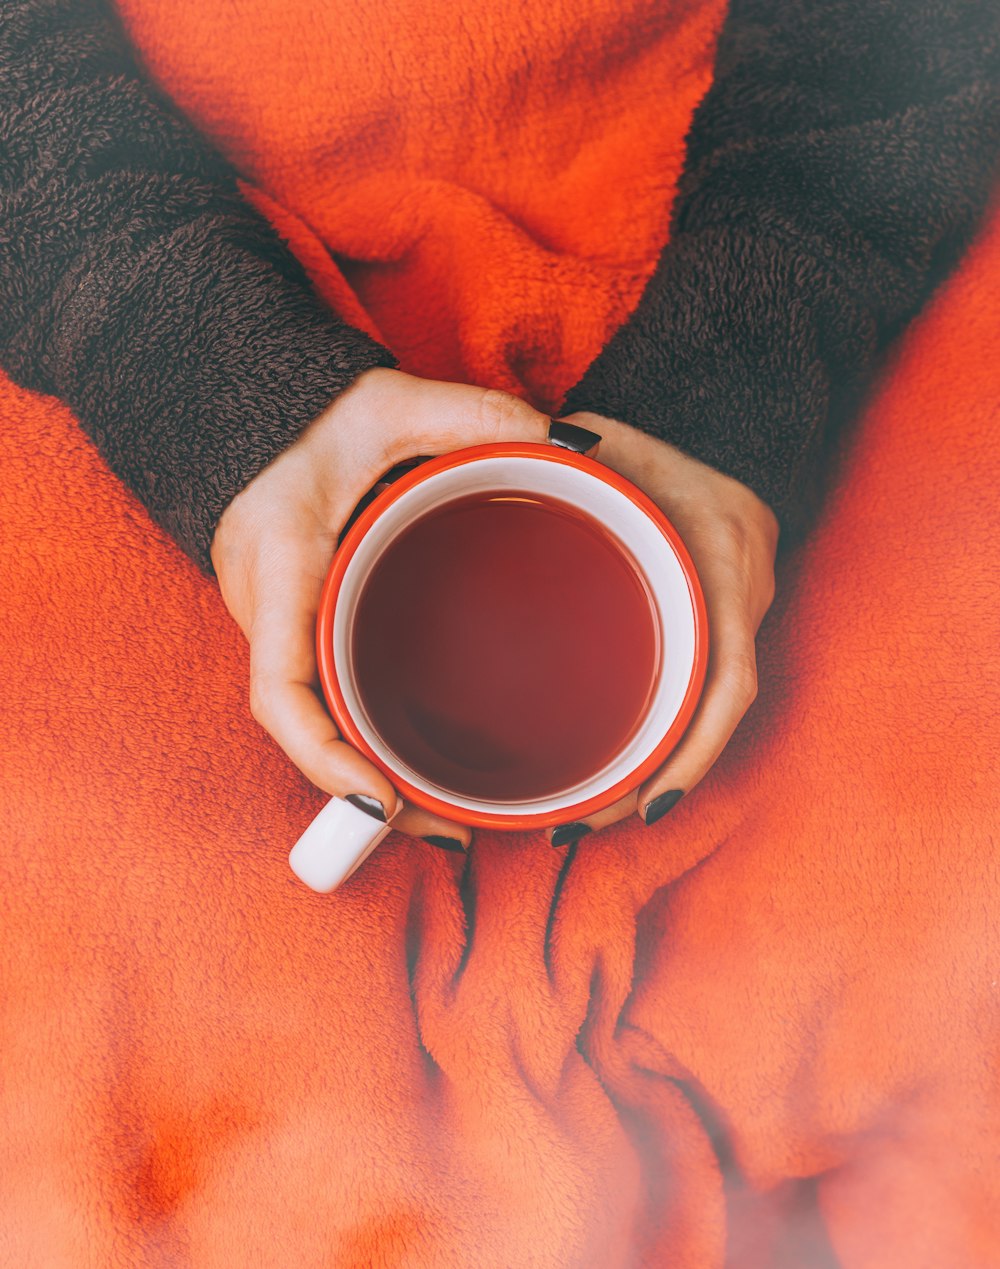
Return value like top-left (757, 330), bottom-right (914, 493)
top-left (350, 491), bottom-right (660, 802)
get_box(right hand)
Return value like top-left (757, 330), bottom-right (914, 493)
top-left (209, 368), bottom-right (556, 852)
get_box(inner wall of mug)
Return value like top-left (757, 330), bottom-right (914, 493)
top-left (333, 457), bottom-right (696, 816)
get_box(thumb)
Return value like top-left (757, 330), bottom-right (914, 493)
top-left (404, 381), bottom-right (601, 457)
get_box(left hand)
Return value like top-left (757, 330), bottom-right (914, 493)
top-left (210, 369), bottom-right (558, 852)
top-left (547, 412), bottom-right (780, 843)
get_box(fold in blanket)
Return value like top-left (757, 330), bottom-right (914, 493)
top-left (1, 0), bottom-right (999, 1262)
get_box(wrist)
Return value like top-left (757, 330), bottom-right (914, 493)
top-left (210, 366), bottom-right (407, 573)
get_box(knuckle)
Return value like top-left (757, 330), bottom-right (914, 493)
top-left (248, 675), bottom-right (275, 726)
top-left (377, 418), bottom-right (420, 470)
top-left (723, 649), bottom-right (758, 705)
top-left (477, 388), bottom-right (530, 441)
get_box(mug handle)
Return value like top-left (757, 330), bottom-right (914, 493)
top-left (289, 795), bottom-right (394, 893)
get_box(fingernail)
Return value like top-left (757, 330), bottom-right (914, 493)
top-left (643, 789), bottom-right (683, 826)
top-left (548, 419), bottom-right (602, 456)
top-left (551, 822), bottom-right (592, 848)
top-left (345, 793), bottom-right (387, 822)
top-left (423, 835), bottom-right (467, 854)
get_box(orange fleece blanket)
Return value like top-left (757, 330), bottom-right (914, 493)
top-left (2, 0), bottom-right (999, 1263)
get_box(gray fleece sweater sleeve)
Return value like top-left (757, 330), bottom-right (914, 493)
top-left (1, 0), bottom-right (998, 575)
top-left (0, 0), bottom-right (397, 574)
top-left (562, 0), bottom-right (1000, 537)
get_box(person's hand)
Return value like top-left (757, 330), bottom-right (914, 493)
top-left (210, 367), bottom-right (557, 852)
top-left (546, 412), bottom-right (780, 845)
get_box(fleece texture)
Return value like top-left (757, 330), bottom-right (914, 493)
top-left (0, 0), bottom-right (398, 575)
top-left (2, 0), bottom-right (1000, 1264)
top-left (1, 1), bottom-right (997, 569)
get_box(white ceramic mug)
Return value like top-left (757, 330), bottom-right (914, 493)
top-left (290, 435), bottom-right (708, 891)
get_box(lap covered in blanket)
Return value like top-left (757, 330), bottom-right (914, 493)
top-left (1, 0), bottom-right (998, 1262)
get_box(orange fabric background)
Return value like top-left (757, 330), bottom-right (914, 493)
top-left (2, 0), bottom-right (999, 1264)
top-left (116, 0), bottom-right (726, 411)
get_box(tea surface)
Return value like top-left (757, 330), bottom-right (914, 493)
top-left (351, 491), bottom-right (660, 802)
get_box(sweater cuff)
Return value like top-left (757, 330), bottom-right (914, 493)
top-left (49, 214), bottom-right (398, 575)
top-left (561, 224), bottom-right (873, 535)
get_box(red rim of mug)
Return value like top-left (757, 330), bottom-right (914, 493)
top-left (316, 442), bottom-right (709, 829)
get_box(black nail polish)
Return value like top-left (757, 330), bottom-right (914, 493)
top-left (423, 835), bottom-right (467, 854)
top-left (643, 789), bottom-right (683, 826)
top-left (548, 420), bottom-right (602, 456)
top-left (345, 793), bottom-right (387, 822)
top-left (551, 822), bottom-right (592, 848)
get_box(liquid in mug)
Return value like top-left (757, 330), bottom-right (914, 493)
top-left (351, 490), bottom-right (661, 802)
